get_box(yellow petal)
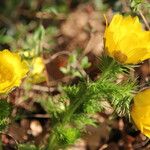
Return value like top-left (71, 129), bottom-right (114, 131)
top-left (131, 89), bottom-right (150, 137)
top-left (104, 14), bottom-right (150, 64)
top-left (0, 49), bottom-right (28, 94)
top-left (28, 57), bottom-right (46, 84)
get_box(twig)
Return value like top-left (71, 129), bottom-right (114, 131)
top-left (42, 54), bottom-right (52, 87)
top-left (133, 138), bottom-right (150, 149)
top-left (139, 10), bottom-right (150, 30)
top-left (44, 51), bottom-right (71, 64)
top-left (76, 61), bottom-right (88, 78)
top-left (32, 85), bottom-right (56, 92)
top-left (29, 114), bottom-right (50, 119)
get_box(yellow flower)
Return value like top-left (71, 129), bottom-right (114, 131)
top-left (0, 49), bottom-right (28, 94)
top-left (131, 89), bottom-right (150, 138)
top-left (104, 14), bottom-right (150, 64)
top-left (29, 57), bottom-right (46, 83)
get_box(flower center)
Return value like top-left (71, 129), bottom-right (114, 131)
top-left (0, 65), bottom-right (13, 83)
top-left (113, 51), bottom-right (127, 63)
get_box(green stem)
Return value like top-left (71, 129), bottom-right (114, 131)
top-left (100, 59), bottom-right (116, 79)
top-left (47, 97), bottom-right (85, 150)
top-left (47, 58), bottom-right (116, 149)
top-left (47, 134), bottom-right (57, 150)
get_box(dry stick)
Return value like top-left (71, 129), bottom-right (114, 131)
top-left (32, 85), bottom-right (54, 92)
top-left (139, 10), bottom-right (150, 30)
top-left (30, 114), bottom-right (50, 118)
top-left (139, 10), bottom-right (150, 83)
top-left (42, 54), bottom-right (51, 86)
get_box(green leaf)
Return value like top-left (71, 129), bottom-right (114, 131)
top-left (38, 96), bottom-right (65, 116)
top-left (68, 54), bottom-right (77, 64)
top-left (81, 56), bottom-right (91, 69)
top-left (55, 125), bottom-right (80, 145)
top-left (60, 67), bottom-right (69, 74)
top-left (0, 100), bottom-right (11, 120)
top-left (0, 35), bottom-right (13, 44)
top-left (73, 114), bottom-right (96, 130)
top-left (18, 144), bottom-right (39, 150)
top-left (0, 100), bottom-right (11, 131)
top-left (34, 25), bottom-right (45, 41)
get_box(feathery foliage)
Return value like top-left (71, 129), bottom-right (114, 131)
top-left (0, 100), bottom-right (11, 131)
top-left (38, 56), bottom-right (137, 149)
top-left (18, 144), bottom-right (40, 150)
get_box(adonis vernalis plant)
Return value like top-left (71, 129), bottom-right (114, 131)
top-left (104, 14), bottom-right (150, 64)
top-left (0, 12), bottom-right (150, 149)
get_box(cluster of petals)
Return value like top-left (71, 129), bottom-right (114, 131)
top-left (104, 14), bottom-right (150, 64)
top-left (0, 49), bottom-right (28, 94)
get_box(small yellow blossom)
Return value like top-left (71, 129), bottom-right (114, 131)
top-left (22, 50), bottom-right (34, 58)
top-left (29, 57), bottom-right (46, 83)
top-left (104, 14), bottom-right (150, 64)
top-left (0, 49), bottom-right (28, 94)
top-left (131, 89), bottom-right (150, 138)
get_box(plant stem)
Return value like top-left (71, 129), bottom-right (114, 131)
top-left (47, 58), bottom-right (116, 149)
top-left (47, 134), bottom-right (57, 150)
